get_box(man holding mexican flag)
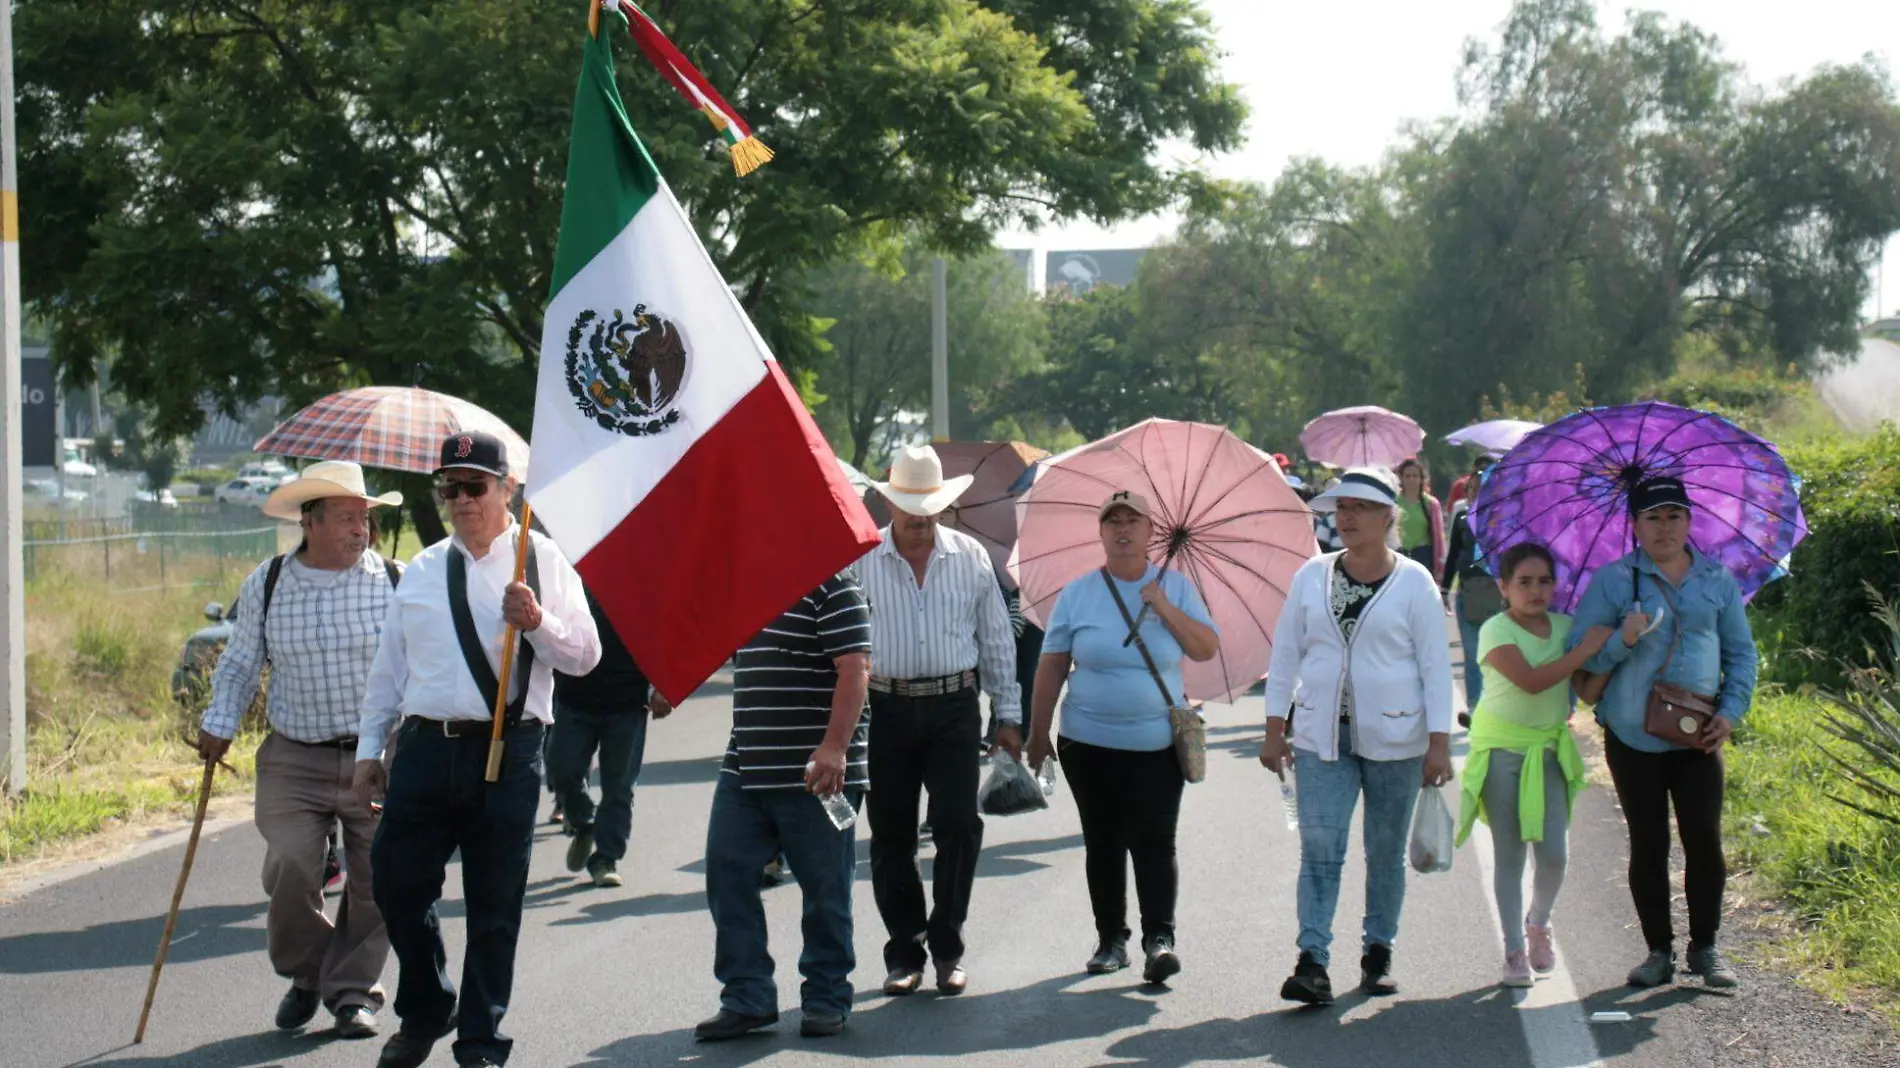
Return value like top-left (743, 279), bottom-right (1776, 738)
top-left (510, 0), bottom-right (880, 1056)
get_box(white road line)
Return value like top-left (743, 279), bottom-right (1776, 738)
top-left (1452, 633), bottom-right (1606, 1068)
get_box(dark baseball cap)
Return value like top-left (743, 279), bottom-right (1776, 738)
top-left (435, 430), bottom-right (510, 478)
top-left (1629, 476), bottom-right (1692, 514)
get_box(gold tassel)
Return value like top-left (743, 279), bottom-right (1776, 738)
top-left (728, 135), bottom-right (774, 176)
top-left (699, 103), bottom-right (730, 133)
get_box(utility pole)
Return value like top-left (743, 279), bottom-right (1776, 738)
top-left (930, 256), bottom-right (948, 442)
top-left (2, 1), bottom-right (27, 796)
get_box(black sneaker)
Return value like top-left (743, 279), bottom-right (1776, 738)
top-left (1627, 948), bottom-right (1677, 988)
top-left (1280, 951), bottom-right (1333, 1005)
top-left (1086, 936), bottom-right (1130, 975)
top-left (1142, 934), bottom-right (1182, 985)
top-left (587, 856), bottom-right (622, 888)
top-left (565, 824), bottom-right (595, 873)
top-left (1685, 945), bottom-right (1738, 990)
top-left (1360, 944), bottom-right (1399, 996)
top-left (275, 985), bottom-right (320, 1030)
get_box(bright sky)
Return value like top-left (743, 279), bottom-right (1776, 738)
top-left (997, 0), bottom-right (1900, 320)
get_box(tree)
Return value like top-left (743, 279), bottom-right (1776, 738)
top-left (806, 245), bottom-right (1041, 469)
top-left (1392, 0), bottom-right (1900, 434)
top-left (18, 0), bottom-right (1244, 454)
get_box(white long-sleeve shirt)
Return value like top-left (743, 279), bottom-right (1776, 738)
top-left (856, 524), bottom-right (1023, 723)
top-left (355, 522), bottom-right (601, 762)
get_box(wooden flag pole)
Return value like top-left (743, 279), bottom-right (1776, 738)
top-left (134, 756), bottom-right (219, 1043)
top-left (485, 505), bottom-right (535, 782)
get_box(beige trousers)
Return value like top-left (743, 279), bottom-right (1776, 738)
top-left (254, 732), bottom-right (389, 1011)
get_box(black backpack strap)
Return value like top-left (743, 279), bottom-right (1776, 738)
top-left (384, 556), bottom-right (403, 588)
top-left (259, 554), bottom-right (286, 663)
top-left (446, 537), bottom-right (540, 721)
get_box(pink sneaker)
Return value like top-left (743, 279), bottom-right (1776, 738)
top-left (1501, 949), bottom-right (1534, 988)
top-left (1526, 923), bottom-right (1555, 973)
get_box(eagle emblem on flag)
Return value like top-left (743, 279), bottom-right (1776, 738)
top-left (565, 304), bottom-right (689, 436)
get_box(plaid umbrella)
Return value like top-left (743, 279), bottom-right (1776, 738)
top-left (254, 386), bottom-right (529, 476)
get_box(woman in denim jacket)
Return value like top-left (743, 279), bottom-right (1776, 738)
top-left (1568, 476), bottom-right (1757, 991)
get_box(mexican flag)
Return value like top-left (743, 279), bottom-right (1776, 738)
top-left (527, 6), bottom-right (879, 703)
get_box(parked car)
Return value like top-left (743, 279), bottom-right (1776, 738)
top-left (173, 598), bottom-right (237, 706)
top-left (238, 461), bottom-right (293, 484)
top-left (215, 476), bottom-right (276, 507)
top-left (24, 478), bottom-right (88, 503)
top-left (135, 488), bottom-right (180, 509)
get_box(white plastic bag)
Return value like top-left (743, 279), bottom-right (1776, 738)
top-left (1409, 785), bottom-right (1454, 874)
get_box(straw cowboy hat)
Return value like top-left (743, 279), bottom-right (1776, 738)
top-left (262, 460), bottom-right (405, 521)
top-left (872, 445), bottom-right (975, 517)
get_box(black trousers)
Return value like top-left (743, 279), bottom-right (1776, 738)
top-left (1604, 730), bottom-right (1728, 951)
top-left (371, 718), bottom-right (542, 1066)
top-left (1058, 735), bottom-right (1185, 947)
top-left (868, 687), bottom-right (983, 971)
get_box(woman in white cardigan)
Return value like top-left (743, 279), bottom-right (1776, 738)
top-left (1259, 467), bottom-right (1455, 1005)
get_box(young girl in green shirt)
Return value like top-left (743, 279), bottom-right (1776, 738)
top-left (1457, 543), bottom-right (1612, 987)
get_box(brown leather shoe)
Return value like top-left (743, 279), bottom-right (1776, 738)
top-left (935, 961), bottom-right (968, 996)
top-left (882, 968), bottom-right (924, 996)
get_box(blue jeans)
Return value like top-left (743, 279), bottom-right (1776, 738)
top-left (1294, 730), bottom-right (1423, 968)
top-left (548, 701), bottom-right (648, 863)
top-left (1456, 592), bottom-right (1485, 710)
top-left (372, 719), bottom-right (542, 1066)
top-left (705, 775), bottom-right (860, 1017)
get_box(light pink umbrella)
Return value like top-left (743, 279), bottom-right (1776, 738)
top-left (1009, 419), bottom-right (1318, 703)
top-left (1299, 405), bottom-right (1425, 468)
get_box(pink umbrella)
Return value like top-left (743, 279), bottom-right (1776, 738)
top-left (1299, 405), bottom-right (1425, 468)
top-left (1009, 419), bottom-right (1318, 703)
top-left (254, 386), bottom-right (529, 476)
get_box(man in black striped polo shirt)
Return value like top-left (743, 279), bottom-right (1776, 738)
top-left (695, 572), bottom-right (872, 1043)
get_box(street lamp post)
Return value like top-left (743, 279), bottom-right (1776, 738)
top-left (1, 2), bottom-right (28, 796)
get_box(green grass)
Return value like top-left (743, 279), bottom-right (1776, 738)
top-left (1727, 688), bottom-right (1900, 1011)
top-left (0, 558), bottom-right (262, 869)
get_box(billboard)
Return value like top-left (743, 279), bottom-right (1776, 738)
top-left (20, 349), bottom-right (55, 467)
top-left (1044, 249), bottom-right (1146, 296)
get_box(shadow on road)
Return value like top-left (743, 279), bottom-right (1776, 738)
top-left (1102, 987), bottom-right (1547, 1068)
top-left (0, 901), bottom-right (265, 974)
top-left (636, 757), bottom-right (726, 788)
top-left (549, 889), bottom-right (709, 927)
top-left (60, 1028), bottom-right (343, 1068)
top-left (567, 972), bottom-right (1161, 1067)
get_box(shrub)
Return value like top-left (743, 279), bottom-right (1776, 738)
top-left (1751, 428), bottom-right (1900, 686)
top-left (1814, 592), bottom-right (1900, 825)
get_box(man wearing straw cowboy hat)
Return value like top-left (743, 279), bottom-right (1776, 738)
top-left (351, 430), bottom-right (600, 1068)
top-left (860, 444), bottom-right (1022, 997)
top-left (196, 460), bottom-right (405, 1040)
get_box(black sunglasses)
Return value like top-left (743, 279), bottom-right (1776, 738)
top-left (434, 479), bottom-right (493, 501)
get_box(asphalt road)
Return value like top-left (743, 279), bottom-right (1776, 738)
top-left (1816, 336), bottom-right (1900, 432)
top-left (3, 659), bottom-right (1894, 1068)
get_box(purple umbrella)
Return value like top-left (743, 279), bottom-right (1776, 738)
top-left (1468, 402), bottom-right (1807, 612)
top-left (1299, 406), bottom-right (1424, 468)
top-left (1445, 419), bottom-right (1541, 454)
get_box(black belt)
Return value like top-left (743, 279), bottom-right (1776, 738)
top-left (277, 733), bottom-right (359, 750)
top-left (401, 716), bottom-right (542, 740)
top-left (869, 670), bottom-right (977, 698)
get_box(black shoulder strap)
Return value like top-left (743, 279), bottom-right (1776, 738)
top-left (259, 554), bottom-right (286, 662)
top-left (447, 537), bottom-right (541, 720)
top-left (1101, 568), bottom-right (1178, 710)
top-left (384, 556), bottom-right (403, 588)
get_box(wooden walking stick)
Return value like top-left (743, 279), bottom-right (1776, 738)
top-left (134, 755), bottom-right (219, 1043)
top-left (485, 505), bottom-right (535, 782)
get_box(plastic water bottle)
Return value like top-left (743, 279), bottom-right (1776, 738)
top-left (1278, 770), bottom-right (1300, 830)
top-left (1036, 759), bottom-right (1059, 797)
top-left (818, 791), bottom-right (858, 831)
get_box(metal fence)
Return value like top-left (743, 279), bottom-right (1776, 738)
top-left (23, 525), bottom-right (281, 594)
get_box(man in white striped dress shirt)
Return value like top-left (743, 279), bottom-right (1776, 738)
top-left (861, 445), bottom-right (1023, 998)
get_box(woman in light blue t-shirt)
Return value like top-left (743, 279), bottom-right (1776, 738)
top-left (1025, 490), bottom-right (1219, 986)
